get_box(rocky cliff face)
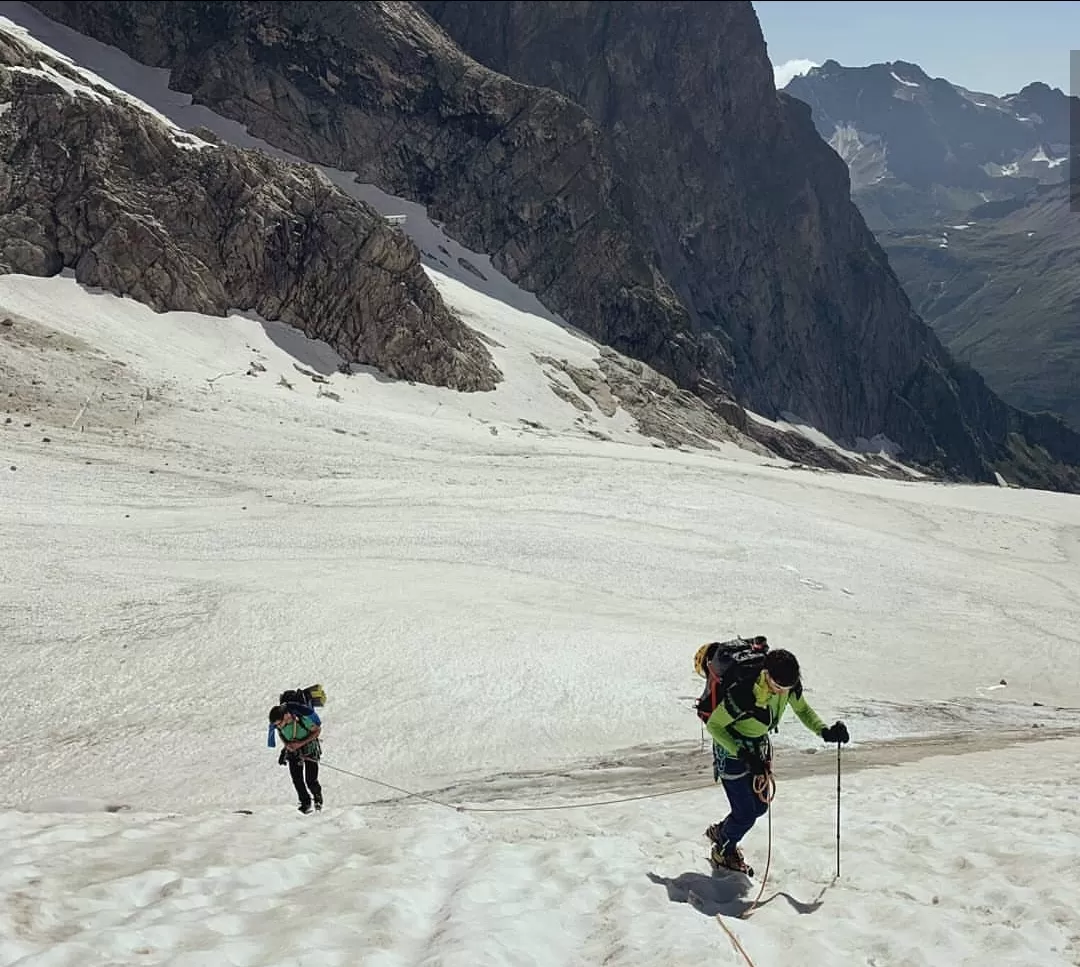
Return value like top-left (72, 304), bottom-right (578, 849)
top-left (418, 0), bottom-right (1080, 488)
top-left (19, 0), bottom-right (1080, 490)
top-left (0, 17), bottom-right (499, 392)
top-left (420, 3), bottom-right (909, 426)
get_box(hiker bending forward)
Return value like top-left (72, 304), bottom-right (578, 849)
top-left (705, 648), bottom-right (848, 875)
top-left (269, 705), bottom-right (324, 814)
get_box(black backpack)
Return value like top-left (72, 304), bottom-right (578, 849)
top-left (279, 684), bottom-right (327, 717)
top-left (693, 636), bottom-right (768, 724)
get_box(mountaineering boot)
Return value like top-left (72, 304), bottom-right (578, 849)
top-left (314, 798), bottom-right (323, 812)
top-left (298, 801), bottom-right (313, 814)
top-left (705, 822), bottom-right (727, 845)
top-left (710, 843), bottom-right (754, 877)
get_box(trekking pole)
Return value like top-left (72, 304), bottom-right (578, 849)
top-left (835, 741), bottom-right (842, 879)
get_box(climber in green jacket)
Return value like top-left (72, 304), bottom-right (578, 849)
top-left (705, 648), bottom-right (849, 876)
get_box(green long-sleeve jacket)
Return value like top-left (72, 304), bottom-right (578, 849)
top-left (706, 670), bottom-right (825, 755)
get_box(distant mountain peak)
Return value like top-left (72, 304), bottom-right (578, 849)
top-left (808, 59), bottom-right (929, 81)
top-left (885, 60), bottom-right (929, 81)
top-left (786, 60), bottom-right (1071, 197)
top-left (1016, 80), bottom-right (1061, 97)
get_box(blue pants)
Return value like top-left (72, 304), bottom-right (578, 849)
top-left (713, 745), bottom-right (769, 850)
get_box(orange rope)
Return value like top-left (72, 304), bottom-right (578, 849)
top-left (743, 770), bottom-right (776, 917)
top-left (715, 915), bottom-right (758, 966)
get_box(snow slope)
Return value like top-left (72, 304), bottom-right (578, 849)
top-left (4, 738), bottom-right (1080, 967)
top-left (3, 7), bottom-right (1080, 966)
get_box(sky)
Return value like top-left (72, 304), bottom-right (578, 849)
top-left (754, 0), bottom-right (1078, 95)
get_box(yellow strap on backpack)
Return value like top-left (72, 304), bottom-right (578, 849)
top-left (693, 643), bottom-right (712, 679)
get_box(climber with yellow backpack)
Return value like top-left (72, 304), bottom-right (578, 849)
top-left (268, 685), bottom-right (327, 814)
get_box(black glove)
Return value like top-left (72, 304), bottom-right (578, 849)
top-left (278, 748), bottom-right (288, 766)
top-left (821, 721), bottom-right (850, 745)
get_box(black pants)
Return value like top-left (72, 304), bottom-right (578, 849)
top-left (287, 755), bottom-right (323, 807)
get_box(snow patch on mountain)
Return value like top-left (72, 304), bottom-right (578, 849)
top-left (0, 12), bottom-right (212, 150)
top-left (1032, 145), bottom-right (1067, 168)
top-left (828, 123), bottom-right (889, 189)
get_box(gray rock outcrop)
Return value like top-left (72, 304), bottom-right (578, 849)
top-left (21, 0), bottom-right (720, 392)
top-left (0, 23), bottom-right (500, 392)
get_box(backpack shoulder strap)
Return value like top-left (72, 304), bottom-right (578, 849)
top-left (720, 661), bottom-right (766, 722)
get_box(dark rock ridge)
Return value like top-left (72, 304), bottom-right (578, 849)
top-left (0, 21), bottom-right (500, 392)
top-left (20, 0), bottom-right (1080, 490)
